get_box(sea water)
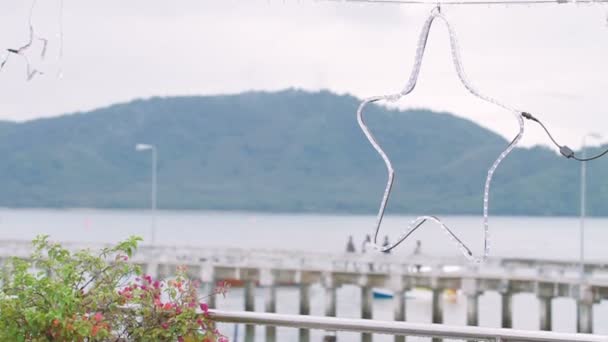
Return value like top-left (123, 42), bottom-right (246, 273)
top-left (0, 209), bottom-right (605, 340)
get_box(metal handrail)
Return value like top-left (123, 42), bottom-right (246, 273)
top-left (209, 310), bottom-right (608, 342)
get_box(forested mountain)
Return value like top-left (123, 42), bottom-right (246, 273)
top-left (1, 89), bottom-right (605, 216)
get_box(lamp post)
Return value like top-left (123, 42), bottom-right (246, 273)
top-left (579, 133), bottom-right (601, 285)
top-left (136, 143), bottom-right (157, 245)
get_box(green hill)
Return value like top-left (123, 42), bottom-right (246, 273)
top-left (0, 89), bottom-right (605, 216)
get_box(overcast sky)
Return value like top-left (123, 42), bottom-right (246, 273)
top-left (0, 0), bottom-right (607, 148)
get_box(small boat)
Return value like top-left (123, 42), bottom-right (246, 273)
top-left (373, 288), bottom-right (393, 299)
top-left (373, 288), bottom-right (417, 300)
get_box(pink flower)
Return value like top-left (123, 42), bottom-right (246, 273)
top-left (161, 322), bottom-right (169, 329)
top-left (153, 280), bottom-right (160, 289)
top-left (178, 337), bottom-right (184, 342)
top-left (199, 303), bottom-right (209, 314)
top-left (144, 275), bottom-right (152, 284)
top-left (93, 312), bottom-right (103, 323)
top-left (218, 337), bottom-right (228, 342)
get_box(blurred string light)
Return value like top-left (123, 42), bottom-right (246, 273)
top-left (321, 0), bottom-right (608, 28)
top-left (57, 0), bottom-right (64, 79)
top-left (357, 7), bottom-right (525, 263)
top-left (320, 0), bottom-right (608, 5)
top-left (320, 0), bottom-right (608, 28)
top-left (0, 0), bottom-right (64, 81)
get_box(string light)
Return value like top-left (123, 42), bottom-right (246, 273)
top-left (0, 25), bottom-right (46, 81)
top-left (322, 0), bottom-right (608, 5)
top-left (0, 0), bottom-right (64, 81)
top-left (57, 0), bottom-right (64, 79)
top-left (357, 7), bottom-right (525, 263)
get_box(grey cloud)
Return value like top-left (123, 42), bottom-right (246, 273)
top-left (0, 1), bottom-right (607, 149)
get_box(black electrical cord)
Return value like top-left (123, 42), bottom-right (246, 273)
top-left (522, 112), bottom-right (608, 162)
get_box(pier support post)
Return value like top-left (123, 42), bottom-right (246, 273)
top-left (500, 292), bottom-right (513, 329)
top-left (431, 288), bottom-right (444, 342)
top-left (244, 280), bottom-right (256, 342)
top-left (393, 290), bottom-right (406, 342)
top-left (245, 280), bottom-right (255, 311)
top-left (389, 272), bottom-right (407, 342)
top-left (207, 285), bottom-right (217, 309)
top-left (577, 285), bottom-right (595, 333)
top-left (322, 273), bottom-right (338, 342)
top-left (361, 286), bottom-right (373, 342)
top-left (536, 282), bottom-right (555, 331)
top-left (299, 284), bottom-right (311, 342)
top-left (538, 296), bottom-right (552, 331)
top-left (325, 286), bottom-right (337, 317)
top-left (157, 263), bottom-right (170, 280)
top-left (265, 287), bottom-right (277, 341)
top-left (499, 281), bottom-right (513, 329)
top-left (200, 263), bottom-right (216, 309)
top-left (462, 278), bottom-right (480, 327)
top-left (432, 288), bottom-right (443, 324)
top-left (577, 302), bottom-right (593, 333)
top-left (261, 269), bottom-right (277, 342)
top-left (466, 294), bottom-right (479, 326)
top-left (146, 262), bottom-right (159, 280)
top-left (394, 290), bottom-right (406, 321)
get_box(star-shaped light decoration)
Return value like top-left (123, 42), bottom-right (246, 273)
top-left (356, 7), bottom-right (526, 264)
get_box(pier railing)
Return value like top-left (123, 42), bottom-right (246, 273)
top-left (2, 240), bottom-right (608, 337)
top-left (210, 310), bottom-right (608, 342)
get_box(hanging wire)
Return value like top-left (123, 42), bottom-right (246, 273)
top-left (357, 7), bottom-right (526, 263)
top-left (322, 0), bottom-right (608, 5)
top-left (522, 112), bottom-right (608, 162)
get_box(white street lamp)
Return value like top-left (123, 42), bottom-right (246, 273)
top-left (136, 143), bottom-right (157, 245)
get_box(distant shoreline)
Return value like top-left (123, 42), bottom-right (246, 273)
top-left (0, 90), bottom-right (602, 217)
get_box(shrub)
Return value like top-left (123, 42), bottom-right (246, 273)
top-left (0, 235), bottom-right (226, 342)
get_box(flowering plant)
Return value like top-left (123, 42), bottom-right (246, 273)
top-left (0, 235), bottom-right (227, 342)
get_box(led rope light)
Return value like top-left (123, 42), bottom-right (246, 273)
top-left (357, 7), bottom-right (525, 263)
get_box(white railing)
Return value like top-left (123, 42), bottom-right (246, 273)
top-left (209, 310), bottom-right (608, 342)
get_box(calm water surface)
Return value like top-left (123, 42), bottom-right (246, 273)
top-left (0, 209), bottom-right (606, 340)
